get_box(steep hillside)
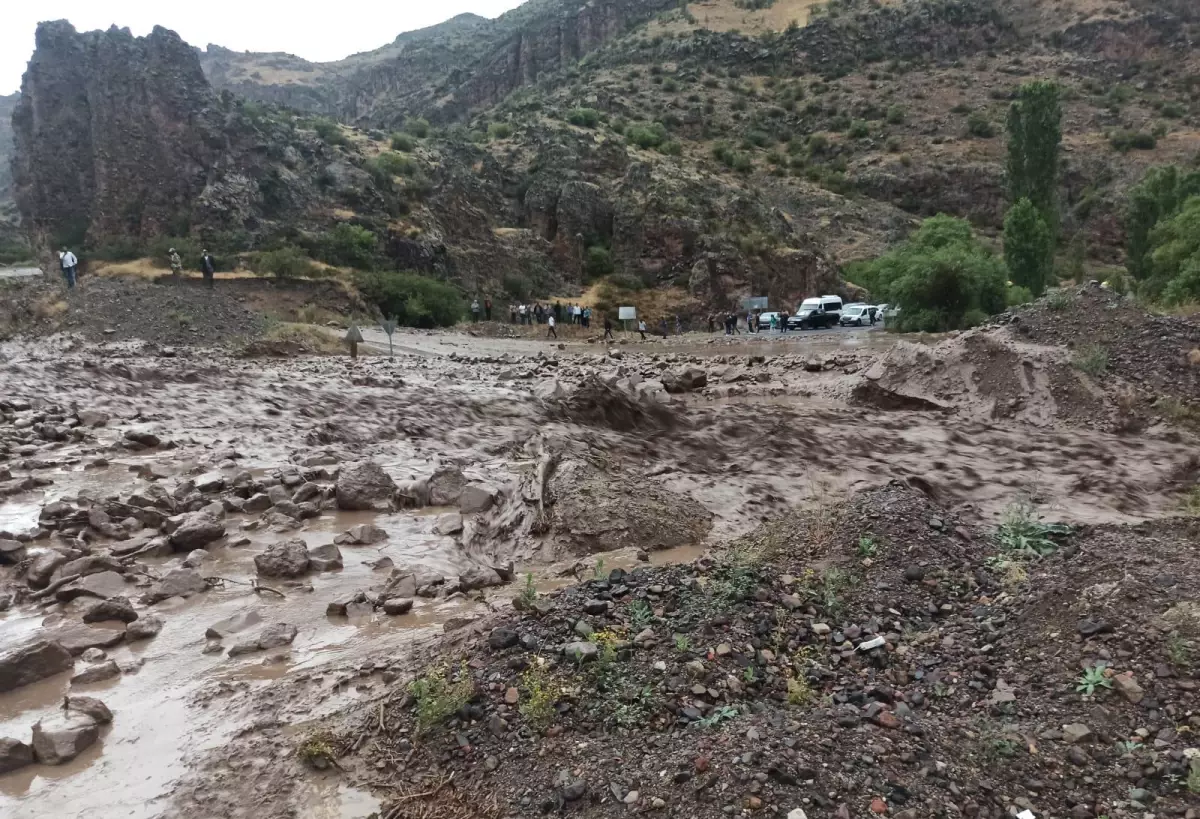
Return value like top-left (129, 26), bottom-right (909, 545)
top-left (10, 0), bottom-right (1200, 314)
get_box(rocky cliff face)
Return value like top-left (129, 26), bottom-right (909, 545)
top-left (0, 93), bottom-right (17, 205)
top-left (13, 22), bottom-right (225, 247)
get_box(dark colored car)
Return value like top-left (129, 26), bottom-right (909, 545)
top-left (787, 307), bottom-right (839, 330)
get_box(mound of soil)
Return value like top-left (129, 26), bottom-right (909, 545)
top-left (1005, 285), bottom-right (1200, 409)
top-left (1, 276), bottom-right (268, 345)
top-left (319, 483), bottom-right (1198, 819)
top-left (545, 376), bottom-right (677, 432)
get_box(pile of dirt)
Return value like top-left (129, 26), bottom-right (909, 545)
top-left (1004, 286), bottom-right (1200, 412)
top-left (544, 375), bottom-right (677, 432)
top-left (1, 276), bottom-right (268, 345)
top-left (301, 482), bottom-right (1199, 819)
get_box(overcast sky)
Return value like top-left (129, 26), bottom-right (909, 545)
top-left (1, 1), bottom-right (527, 95)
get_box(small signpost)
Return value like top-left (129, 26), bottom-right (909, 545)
top-left (380, 318), bottom-right (398, 359)
top-left (743, 296), bottom-right (769, 311)
top-left (618, 306), bottom-right (637, 333)
top-left (344, 324), bottom-right (364, 359)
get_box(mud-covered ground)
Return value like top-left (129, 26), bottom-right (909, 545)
top-left (1, 286), bottom-right (1198, 819)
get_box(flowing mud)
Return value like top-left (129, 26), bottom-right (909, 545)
top-left (1, 288), bottom-right (1199, 818)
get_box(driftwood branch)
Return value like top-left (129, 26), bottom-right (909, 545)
top-left (30, 574), bottom-right (81, 601)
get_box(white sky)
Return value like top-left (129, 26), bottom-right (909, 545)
top-left (1, 1), bottom-right (528, 95)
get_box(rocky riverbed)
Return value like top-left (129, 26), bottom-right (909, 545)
top-left (0, 287), bottom-right (1198, 818)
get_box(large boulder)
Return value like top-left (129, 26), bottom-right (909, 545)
top-left (66, 696), bottom-right (113, 724)
top-left (0, 539), bottom-right (26, 565)
top-left (57, 571), bottom-right (129, 603)
top-left (0, 640), bottom-right (73, 692)
top-left (126, 615), bottom-right (164, 640)
top-left (253, 540), bottom-right (310, 577)
top-left (0, 738), bottom-right (33, 774)
top-left (227, 623), bottom-right (298, 657)
top-left (428, 465), bottom-right (466, 506)
top-left (71, 659), bottom-right (121, 685)
top-left (82, 596), bottom-right (138, 624)
top-left (167, 511), bottom-right (225, 551)
top-left (333, 523), bottom-right (388, 545)
top-left (335, 461), bottom-right (397, 511)
top-left (50, 626), bottom-right (126, 656)
top-left (662, 368), bottom-right (708, 394)
top-left (307, 543), bottom-right (343, 572)
top-left (459, 565), bottom-right (503, 591)
top-left (141, 568), bottom-right (208, 604)
top-left (27, 550), bottom-right (70, 588)
top-left (31, 712), bottom-right (99, 764)
top-left (459, 483), bottom-right (499, 515)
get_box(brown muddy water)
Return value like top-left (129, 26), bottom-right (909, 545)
top-left (1, 330), bottom-right (1197, 818)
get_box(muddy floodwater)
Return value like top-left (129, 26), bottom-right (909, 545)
top-left (1, 325), bottom-right (1197, 818)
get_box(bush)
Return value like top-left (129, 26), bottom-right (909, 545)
top-left (886, 105), bottom-right (906, 125)
top-left (253, 246), bottom-right (320, 279)
top-left (566, 108), bottom-right (601, 128)
top-left (312, 118), bottom-right (347, 146)
top-left (91, 238), bottom-right (144, 262)
top-left (403, 117), bottom-right (431, 138)
top-left (967, 112), bottom-right (996, 138)
top-left (807, 134), bottom-right (830, 155)
top-left (0, 235), bottom-right (32, 265)
top-left (848, 119), bottom-right (870, 139)
top-left (584, 246), bottom-right (615, 280)
top-left (315, 224), bottom-right (377, 269)
top-left (658, 140), bottom-right (683, 156)
top-left (732, 153), bottom-right (754, 173)
top-left (607, 271), bottom-right (645, 291)
top-left (1151, 197), bottom-right (1200, 304)
top-left (851, 215), bottom-right (1008, 332)
top-left (355, 271), bottom-right (464, 328)
top-left (1006, 284), bottom-right (1035, 306)
top-left (390, 133), bottom-right (417, 152)
top-left (745, 130), bottom-right (772, 148)
top-left (1109, 130), bottom-right (1157, 152)
top-left (627, 122), bottom-right (668, 149)
top-left (371, 152), bottom-right (418, 177)
top-left (487, 122), bottom-right (514, 140)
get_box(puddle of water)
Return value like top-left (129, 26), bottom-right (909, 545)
top-left (299, 782), bottom-right (381, 819)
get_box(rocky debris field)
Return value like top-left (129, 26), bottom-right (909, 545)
top-left (1, 302), bottom-right (1199, 818)
top-left (239, 483), bottom-right (1200, 819)
top-left (0, 276), bottom-right (268, 346)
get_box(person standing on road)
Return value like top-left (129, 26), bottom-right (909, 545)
top-left (547, 314), bottom-right (557, 339)
top-left (770, 313), bottom-right (778, 332)
top-left (168, 248), bottom-right (183, 282)
top-left (200, 249), bottom-right (216, 289)
top-left (779, 310), bottom-right (789, 333)
top-left (471, 298), bottom-right (481, 322)
top-left (660, 317), bottom-right (669, 339)
top-left (675, 314), bottom-right (683, 336)
top-left (638, 319), bottom-right (647, 340)
top-left (603, 316), bottom-right (614, 341)
top-left (59, 249), bottom-right (78, 290)
top-left (484, 297), bottom-right (493, 321)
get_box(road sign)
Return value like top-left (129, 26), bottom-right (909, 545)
top-left (380, 319), bottom-right (398, 359)
top-left (344, 325), bottom-right (363, 359)
top-left (743, 296), bottom-right (769, 310)
top-left (618, 306), bottom-right (637, 320)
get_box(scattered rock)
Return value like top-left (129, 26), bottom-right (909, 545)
top-left (126, 615), bottom-right (164, 641)
top-left (254, 539), bottom-right (311, 577)
top-left (428, 464), bottom-right (466, 506)
top-left (228, 623), bottom-right (298, 657)
top-left (167, 511), bottom-right (225, 551)
top-left (82, 597), bottom-right (138, 624)
top-left (307, 543), bottom-right (344, 572)
top-left (0, 738), bottom-right (33, 774)
top-left (71, 659), bottom-right (121, 685)
top-left (381, 597), bottom-right (414, 615)
top-left (31, 712), bottom-right (99, 764)
top-left (0, 640), bottom-right (74, 691)
top-left (432, 513), bottom-right (464, 536)
top-left (334, 523), bottom-right (389, 545)
top-left (459, 483), bottom-right (499, 514)
top-left (335, 461), bottom-right (398, 510)
top-left (65, 696), bottom-right (112, 724)
top-left (460, 565), bottom-right (503, 591)
top-left (205, 611), bottom-right (264, 639)
top-left (142, 568), bottom-right (208, 604)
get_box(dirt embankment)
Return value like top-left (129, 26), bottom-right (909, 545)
top-left (195, 482), bottom-right (1200, 819)
top-left (0, 275), bottom-right (369, 347)
top-left (853, 285), bottom-right (1200, 432)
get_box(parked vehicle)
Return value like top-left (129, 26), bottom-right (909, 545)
top-left (757, 311), bottom-right (783, 330)
top-left (839, 304), bottom-right (875, 326)
top-left (788, 297), bottom-right (841, 330)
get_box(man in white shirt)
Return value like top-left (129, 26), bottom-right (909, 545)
top-left (60, 249), bottom-right (79, 290)
top-left (547, 314), bottom-right (557, 339)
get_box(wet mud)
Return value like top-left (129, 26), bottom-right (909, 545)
top-left (1, 315), bottom-right (1197, 818)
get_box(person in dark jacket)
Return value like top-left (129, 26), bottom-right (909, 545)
top-left (200, 250), bottom-right (216, 289)
top-left (603, 316), bottom-right (614, 340)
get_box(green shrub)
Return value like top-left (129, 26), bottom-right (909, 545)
top-left (487, 122), bottom-right (514, 139)
top-left (253, 246), bottom-right (320, 279)
top-left (566, 108), bottom-right (601, 128)
top-left (732, 153), bottom-right (754, 173)
top-left (408, 666), bottom-right (473, 733)
top-left (1006, 284), bottom-right (1035, 306)
top-left (967, 112), bottom-right (996, 138)
top-left (403, 117), bottom-right (431, 138)
top-left (92, 238), bottom-right (144, 263)
top-left (0, 235), bottom-right (32, 265)
top-left (312, 118), bottom-right (347, 146)
top-left (885, 105), bottom-right (906, 125)
top-left (851, 215), bottom-right (1008, 332)
top-left (627, 122), bottom-right (669, 149)
top-left (807, 134), bottom-right (829, 155)
top-left (1161, 102), bottom-right (1186, 119)
top-left (355, 271), bottom-right (464, 328)
top-left (745, 130), bottom-right (772, 148)
top-left (848, 119), bottom-right (870, 138)
top-left (1109, 130), bottom-right (1157, 152)
top-left (584, 246), bottom-right (615, 280)
top-left (658, 140), bottom-right (683, 156)
top-left (371, 152), bottom-right (418, 177)
top-left (315, 224), bottom-right (378, 269)
top-left (607, 271), bottom-right (645, 291)
top-left (390, 133), bottom-right (417, 152)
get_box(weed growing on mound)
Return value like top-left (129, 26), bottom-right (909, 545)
top-left (995, 497), bottom-right (1071, 557)
top-left (409, 665), bottom-right (473, 734)
top-left (1073, 343), bottom-right (1109, 376)
top-left (297, 730), bottom-right (339, 768)
top-left (1076, 663), bottom-right (1113, 696)
top-left (519, 662), bottom-right (559, 731)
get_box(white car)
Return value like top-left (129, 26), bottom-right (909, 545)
top-left (839, 305), bottom-right (875, 326)
top-left (757, 311), bottom-right (783, 329)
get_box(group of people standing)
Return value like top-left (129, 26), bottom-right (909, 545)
top-left (56, 247), bottom-right (218, 290)
top-left (714, 310), bottom-right (787, 335)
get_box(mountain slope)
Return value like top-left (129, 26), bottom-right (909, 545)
top-left (9, 0), bottom-right (1200, 315)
